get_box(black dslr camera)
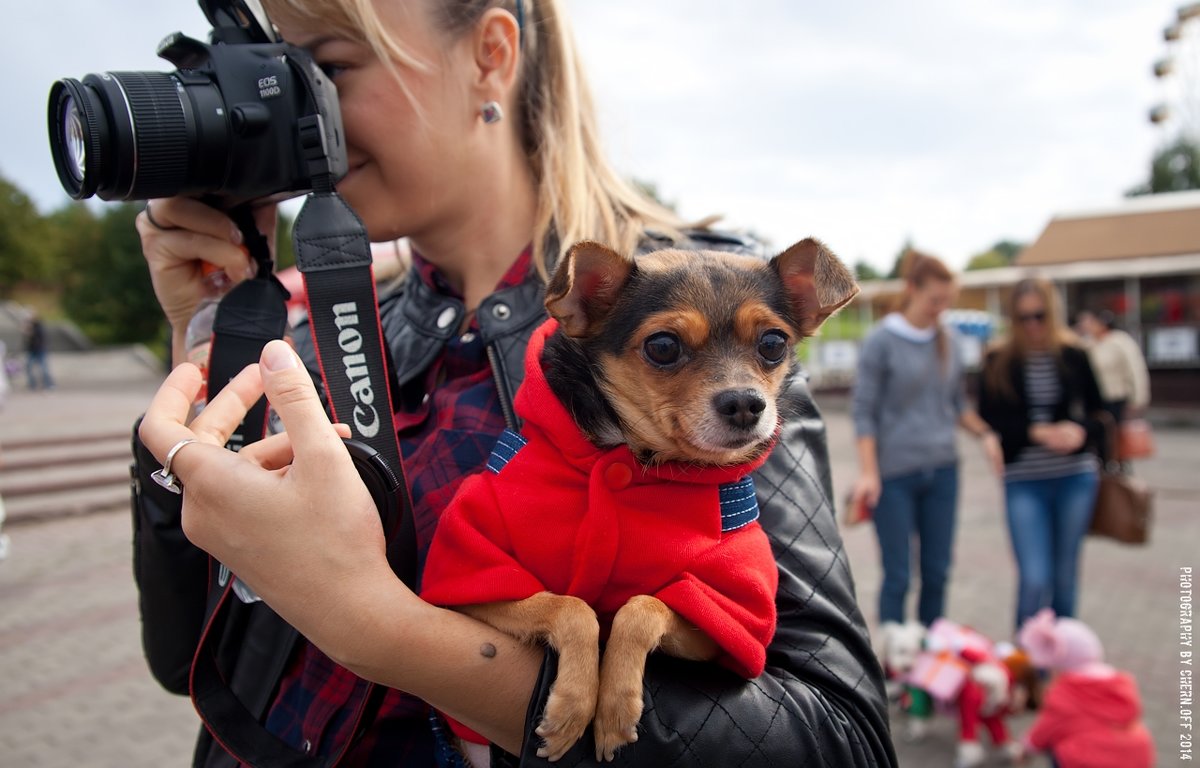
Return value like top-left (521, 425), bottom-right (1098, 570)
top-left (47, 1), bottom-right (412, 587)
top-left (46, 0), bottom-right (345, 206)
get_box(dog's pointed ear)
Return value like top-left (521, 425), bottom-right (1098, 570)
top-left (545, 241), bottom-right (635, 338)
top-left (771, 238), bottom-right (859, 336)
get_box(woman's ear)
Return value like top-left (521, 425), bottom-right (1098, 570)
top-left (471, 7), bottom-right (521, 100)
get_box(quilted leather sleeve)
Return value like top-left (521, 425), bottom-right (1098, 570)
top-left (505, 375), bottom-right (897, 767)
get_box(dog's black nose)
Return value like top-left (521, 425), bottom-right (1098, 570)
top-left (713, 389), bottom-right (766, 429)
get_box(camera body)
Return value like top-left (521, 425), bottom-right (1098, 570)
top-left (47, 0), bottom-right (346, 206)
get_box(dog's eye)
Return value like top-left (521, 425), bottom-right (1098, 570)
top-left (758, 330), bottom-right (789, 363)
top-left (643, 332), bottom-right (682, 366)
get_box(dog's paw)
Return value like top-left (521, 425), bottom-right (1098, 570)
top-left (592, 682), bottom-right (642, 762)
top-left (534, 682), bottom-right (595, 761)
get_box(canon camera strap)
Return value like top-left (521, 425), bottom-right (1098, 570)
top-left (189, 192), bottom-right (417, 767)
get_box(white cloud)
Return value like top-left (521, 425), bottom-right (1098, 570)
top-left (1, 0), bottom-right (1183, 275)
top-left (570, 0), bottom-right (1180, 270)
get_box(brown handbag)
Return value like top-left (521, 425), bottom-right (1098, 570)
top-left (1090, 414), bottom-right (1154, 545)
top-left (1090, 468), bottom-right (1153, 544)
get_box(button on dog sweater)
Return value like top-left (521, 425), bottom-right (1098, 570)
top-left (420, 319), bottom-right (778, 679)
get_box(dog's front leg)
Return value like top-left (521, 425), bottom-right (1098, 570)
top-left (460, 592), bottom-right (600, 761)
top-left (593, 595), bottom-right (719, 761)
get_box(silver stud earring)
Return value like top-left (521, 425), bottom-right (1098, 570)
top-left (480, 100), bottom-right (504, 124)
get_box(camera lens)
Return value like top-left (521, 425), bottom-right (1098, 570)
top-left (49, 79), bottom-right (105, 198)
top-left (62, 96), bottom-right (87, 183)
top-left (48, 72), bottom-right (228, 201)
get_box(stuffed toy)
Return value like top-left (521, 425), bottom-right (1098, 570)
top-left (1016, 609), bottom-right (1155, 768)
top-left (907, 619), bottom-right (1022, 768)
top-left (876, 620), bottom-right (932, 740)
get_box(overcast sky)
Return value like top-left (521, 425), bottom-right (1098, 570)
top-left (3, 1), bottom-right (1186, 272)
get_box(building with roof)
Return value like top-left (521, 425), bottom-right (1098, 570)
top-left (808, 190), bottom-right (1200, 406)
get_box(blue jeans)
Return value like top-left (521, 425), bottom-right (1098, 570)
top-left (26, 350), bottom-right (53, 390)
top-left (872, 463), bottom-right (958, 626)
top-left (1005, 470), bottom-right (1099, 631)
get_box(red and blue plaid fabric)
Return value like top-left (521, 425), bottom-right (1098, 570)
top-left (261, 247), bottom-right (533, 766)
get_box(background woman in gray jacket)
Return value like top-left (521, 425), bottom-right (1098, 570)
top-left (850, 251), bottom-right (1001, 632)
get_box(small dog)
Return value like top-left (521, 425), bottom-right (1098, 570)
top-left (420, 238), bottom-right (858, 762)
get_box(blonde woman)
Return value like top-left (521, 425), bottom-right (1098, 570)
top-left (132, 1), bottom-right (894, 765)
top-left (851, 251), bottom-right (1000, 632)
top-left (978, 278), bottom-right (1105, 633)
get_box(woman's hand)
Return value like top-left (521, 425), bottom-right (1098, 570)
top-left (980, 432), bottom-right (1004, 477)
top-left (1029, 421), bottom-right (1086, 454)
top-left (136, 198), bottom-right (274, 360)
top-left (850, 471), bottom-right (881, 511)
top-left (139, 341), bottom-right (543, 749)
top-left (137, 340), bottom-right (402, 658)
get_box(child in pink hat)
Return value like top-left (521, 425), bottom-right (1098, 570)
top-left (1016, 609), bottom-right (1154, 768)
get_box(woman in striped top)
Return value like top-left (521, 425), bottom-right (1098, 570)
top-left (977, 278), bottom-right (1106, 633)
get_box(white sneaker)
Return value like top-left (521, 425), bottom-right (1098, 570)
top-left (956, 740), bottom-right (986, 768)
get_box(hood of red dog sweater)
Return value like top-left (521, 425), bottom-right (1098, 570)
top-left (515, 318), bottom-right (774, 483)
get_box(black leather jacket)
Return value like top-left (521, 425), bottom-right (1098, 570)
top-left (132, 231), bottom-right (896, 767)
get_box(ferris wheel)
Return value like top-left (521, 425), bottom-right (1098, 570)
top-left (1151, 3), bottom-right (1200, 141)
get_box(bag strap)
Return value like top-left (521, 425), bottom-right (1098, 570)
top-left (1094, 409), bottom-right (1119, 471)
top-left (207, 268), bottom-right (291, 451)
top-left (189, 192), bottom-right (417, 767)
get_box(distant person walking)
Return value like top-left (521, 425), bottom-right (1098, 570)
top-left (0, 339), bottom-right (10, 408)
top-left (978, 278), bottom-right (1105, 632)
top-left (850, 250), bottom-right (1002, 630)
top-left (0, 341), bottom-right (8, 561)
top-left (1075, 309), bottom-right (1150, 425)
top-left (22, 313), bottom-right (54, 390)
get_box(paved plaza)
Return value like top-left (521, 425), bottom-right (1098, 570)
top-left (0, 355), bottom-right (1196, 766)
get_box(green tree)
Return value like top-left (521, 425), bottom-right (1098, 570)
top-left (0, 174), bottom-right (51, 294)
top-left (60, 203), bottom-right (166, 346)
top-left (853, 260), bottom-right (882, 281)
top-left (887, 238), bottom-right (915, 279)
top-left (1127, 136), bottom-right (1200, 196)
top-left (965, 239), bottom-right (1023, 271)
top-left (275, 209), bottom-right (296, 270)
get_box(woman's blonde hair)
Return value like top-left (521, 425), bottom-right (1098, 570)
top-left (261, 0), bottom-right (688, 281)
top-left (894, 248), bottom-right (955, 371)
top-left (984, 276), bottom-right (1077, 398)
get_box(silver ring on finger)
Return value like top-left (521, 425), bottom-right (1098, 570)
top-left (150, 438), bottom-right (199, 494)
top-left (143, 201), bottom-right (181, 232)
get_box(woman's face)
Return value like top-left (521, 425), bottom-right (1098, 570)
top-left (905, 278), bottom-right (956, 327)
top-left (1014, 292), bottom-right (1050, 347)
top-left (1077, 312), bottom-right (1104, 339)
top-left (274, 2), bottom-right (479, 242)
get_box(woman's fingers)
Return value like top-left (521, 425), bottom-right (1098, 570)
top-left (238, 423), bottom-right (354, 471)
top-left (188, 363), bottom-right (265, 445)
top-left (257, 341), bottom-right (350, 467)
top-left (139, 364), bottom-right (205, 461)
top-left (238, 432), bottom-right (299, 471)
top-left (141, 197), bottom-right (246, 249)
